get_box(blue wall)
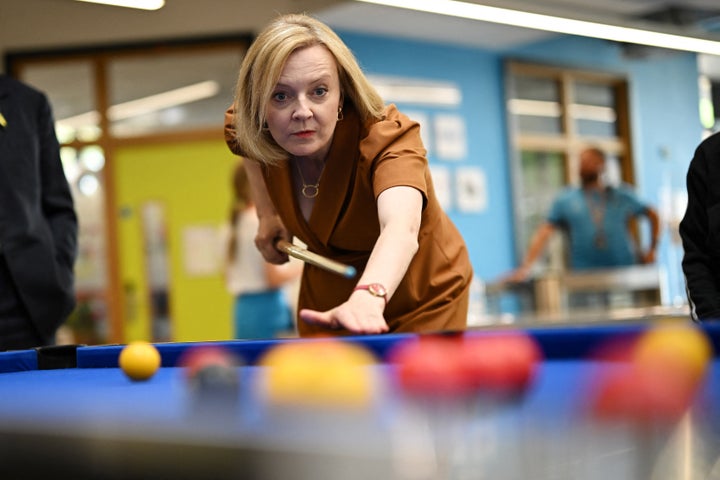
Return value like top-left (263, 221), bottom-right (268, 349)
top-left (338, 31), bottom-right (704, 303)
top-left (339, 31), bottom-right (513, 282)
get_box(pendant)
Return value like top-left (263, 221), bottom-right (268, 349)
top-left (301, 184), bottom-right (319, 198)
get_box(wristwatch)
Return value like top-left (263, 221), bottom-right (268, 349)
top-left (353, 283), bottom-right (388, 306)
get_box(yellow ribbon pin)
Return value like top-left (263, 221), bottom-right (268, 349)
top-left (0, 112), bottom-right (6, 128)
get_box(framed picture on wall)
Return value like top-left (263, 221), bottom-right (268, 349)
top-left (434, 113), bottom-right (467, 161)
top-left (404, 110), bottom-right (433, 156)
top-left (455, 166), bottom-right (487, 213)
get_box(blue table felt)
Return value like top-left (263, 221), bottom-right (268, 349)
top-left (0, 322), bottom-right (718, 480)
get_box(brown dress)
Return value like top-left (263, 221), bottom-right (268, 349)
top-left (254, 104), bottom-right (473, 336)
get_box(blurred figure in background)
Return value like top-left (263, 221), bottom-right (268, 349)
top-left (503, 146), bottom-right (660, 283)
top-left (679, 131), bottom-right (720, 321)
top-left (0, 74), bottom-right (78, 350)
top-left (225, 160), bottom-right (302, 339)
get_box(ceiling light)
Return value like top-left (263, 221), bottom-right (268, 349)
top-left (58, 80), bottom-right (220, 129)
top-left (355, 0), bottom-right (720, 55)
top-left (368, 75), bottom-right (462, 106)
top-left (74, 0), bottom-right (165, 10)
top-left (107, 80), bottom-right (220, 121)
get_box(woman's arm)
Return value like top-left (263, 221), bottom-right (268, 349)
top-left (299, 185), bottom-right (422, 333)
top-left (355, 186), bottom-right (422, 300)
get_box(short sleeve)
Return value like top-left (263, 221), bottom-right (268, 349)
top-left (620, 187), bottom-right (649, 216)
top-left (546, 193), bottom-right (567, 226)
top-left (359, 105), bottom-right (429, 202)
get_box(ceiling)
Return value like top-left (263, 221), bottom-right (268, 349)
top-left (315, 0), bottom-right (720, 76)
top-left (3, 1), bottom-right (720, 74)
top-left (4, 1), bottom-right (720, 49)
top-left (317, 0), bottom-right (720, 51)
top-left (4, 0), bottom-right (720, 122)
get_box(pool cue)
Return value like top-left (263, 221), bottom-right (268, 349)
top-left (275, 239), bottom-right (357, 279)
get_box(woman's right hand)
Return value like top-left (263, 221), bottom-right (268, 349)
top-left (255, 214), bottom-right (290, 264)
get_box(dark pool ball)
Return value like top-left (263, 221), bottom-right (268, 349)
top-left (179, 345), bottom-right (240, 378)
top-left (190, 363), bottom-right (239, 399)
top-left (178, 345), bottom-right (242, 418)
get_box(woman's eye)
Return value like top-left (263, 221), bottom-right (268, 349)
top-left (313, 87), bottom-right (328, 97)
top-left (272, 92), bottom-right (287, 102)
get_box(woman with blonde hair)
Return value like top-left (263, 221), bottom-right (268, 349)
top-left (224, 13), bottom-right (472, 336)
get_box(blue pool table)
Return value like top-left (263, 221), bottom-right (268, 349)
top-left (0, 321), bottom-right (718, 480)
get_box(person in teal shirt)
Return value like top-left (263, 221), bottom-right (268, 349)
top-left (505, 146), bottom-right (660, 282)
top-left (548, 184), bottom-right (649, 269)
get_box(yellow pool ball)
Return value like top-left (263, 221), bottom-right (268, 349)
top-left (633, 322), bottom-right (712, 386)
top-left (119, 341), bottom-right (161, 381)
top-left (589, 322), bottom-right (714, 421)
top-left (258, 339), bottom-right (378, 409)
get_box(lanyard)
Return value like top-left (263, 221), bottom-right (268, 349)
top-left (585, 189), bottom-right (608, 249)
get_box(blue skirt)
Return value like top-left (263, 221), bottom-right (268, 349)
top-left (233, 290), bottom-right (294, 340)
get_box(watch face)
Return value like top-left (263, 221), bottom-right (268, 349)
top-left (368, 283), bottom-right (387, 297)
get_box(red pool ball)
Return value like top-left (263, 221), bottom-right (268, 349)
top-left (389, 335), bottom-right (470, 397)
top-left (460, 332), bottom-right (542, 396)
top-left (389, 332), bottom-right (541, 399)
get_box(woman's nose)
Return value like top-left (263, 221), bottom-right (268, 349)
top-left (292, 97), bottom-right (313, 120)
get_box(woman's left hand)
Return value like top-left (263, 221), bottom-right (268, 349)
top-left (298, 292), bottom-right (389, 334)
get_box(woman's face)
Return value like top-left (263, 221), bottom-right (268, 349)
top-left (265, 44), bottom-right (343, 163)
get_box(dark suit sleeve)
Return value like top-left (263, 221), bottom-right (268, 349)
top-left (0, 78), bottom-right (79, 340)
top-left (38, 95), bottom-right (77, 272)
top-left (680, 135), bottom-right (720, 321)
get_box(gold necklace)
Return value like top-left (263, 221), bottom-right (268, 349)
top-left (295, 161), bottom-right (321, 199)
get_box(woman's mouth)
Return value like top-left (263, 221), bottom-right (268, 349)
top-left (293, 130), bottom-right (314, 139)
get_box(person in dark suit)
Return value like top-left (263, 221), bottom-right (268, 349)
top-left (680, 131), bottom-right (720, 321)
top-left (0, 74), bottom-right (78, 350)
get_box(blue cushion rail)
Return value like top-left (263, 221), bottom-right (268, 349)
top-left (3, 321), bottom-right (717, 372)
top-left (75, 334), bottom-right (417, 369)
top-left (0, 350), bottom-right (37, 373)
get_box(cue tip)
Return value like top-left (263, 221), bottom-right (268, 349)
top-left (345, 266), bottom-right (357, 278)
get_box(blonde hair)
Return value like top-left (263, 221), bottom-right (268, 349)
top-left (232, 13), bottom-right (385, 166)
